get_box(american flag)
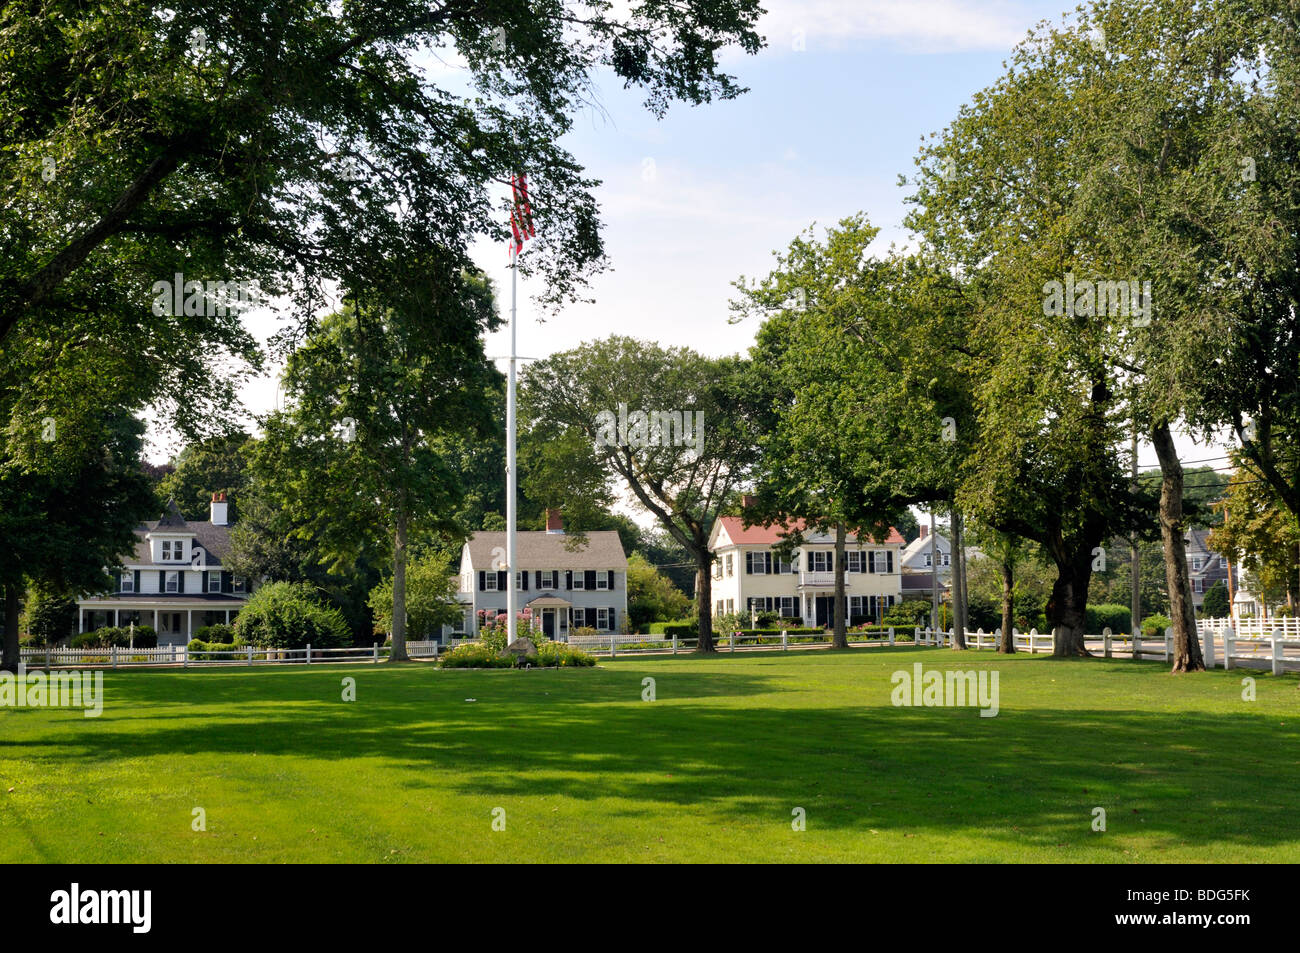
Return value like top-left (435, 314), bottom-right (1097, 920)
top-left (510, 173), bottom-right (535, 256)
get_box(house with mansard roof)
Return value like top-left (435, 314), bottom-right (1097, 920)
top-left (453, 509), bottom-right (628, 640)
top-left (707, 514), bottom-right (906, 628)
top-left (76, 493), bottom-right (255, 644)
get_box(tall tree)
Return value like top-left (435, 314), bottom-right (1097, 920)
top-left (521, 336), bottom-right (761, 652)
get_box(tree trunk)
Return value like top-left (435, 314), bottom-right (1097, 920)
top-left (950, 507), bottom-right (968, 649)
top-left (695, 555), bottom-right (716, 653)
top-left (1, 585), bottom-right (19, 674)
top-left (387, 500), bottom-right (411, 662)
top-left (1151, 421), bottom-right (1205, 673)
top-left (1047, 550), bottom-right (1093, 656)
top-left (832, 521), bottom-right (848, 649)
top-left (998, 556), bottom-right (1015, 653)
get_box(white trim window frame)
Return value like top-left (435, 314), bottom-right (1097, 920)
top-left (596, 571), bottom-right (609, 591)
top-left (485, 572), bottom-right (499, 591)
top-left (232, 576), bottom-right (246, 594)
top-left (165, 571), bottom-right (179, 593)
top-left (207, 570), bottom-right (221, 592)
top-left (541, 570), bottom-right (555, 589)
top-left (120, 571), bottom-right (134, 593)
top-left (810, 551), bottom-right (831, 573)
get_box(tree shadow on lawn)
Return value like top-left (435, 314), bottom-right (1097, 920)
top-left (6, 664), bottom-right (1300, 853)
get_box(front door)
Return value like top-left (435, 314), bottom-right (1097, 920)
top-left (542, 609), bottom-right (556, 639)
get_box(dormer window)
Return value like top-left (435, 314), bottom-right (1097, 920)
top-left (160, 540), bottom-right (186, 562)
top-left (1192, 557), bottom-right (1203, 571)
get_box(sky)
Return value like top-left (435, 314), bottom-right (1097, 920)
top-left (171, 0), bottom-right (1237, 491)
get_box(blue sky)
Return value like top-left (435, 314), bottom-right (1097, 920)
top-left (213, 0), bottom-right (1230, 476)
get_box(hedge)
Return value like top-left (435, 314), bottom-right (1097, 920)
top-left (1085, 604), bottom-right (1132, 635)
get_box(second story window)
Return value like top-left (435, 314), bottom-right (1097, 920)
top-left (725, 554), bottom-right (734, 577)
top-left (232, 576), bottom-right (247, 594)
top-left (809, 551), bottom-right (831, 572)
top-left (924, 553), bottom-right (933, 567)
top-left (596, 572), bottom-right (609, 590)
top-left (165, 571), bottom-right (178, 593)
top-left (208, 570), bottom-right (221, 592)
top-left (1192, 557), bottom-right (1203, 571)
top-left (121, 572), bottom-right (134, 593)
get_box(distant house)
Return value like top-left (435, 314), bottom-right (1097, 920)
top-left (453, 510), bottom-right (628, 640)
top-left (707, 515), bottom-right (906, 628)
top-left (1185, 528), bottom-right (1246, 613)
top-left (899, 525), bottom-right (952, 602)
top-left (76, 493), bottom-right (254, 644)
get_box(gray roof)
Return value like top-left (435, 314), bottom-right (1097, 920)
top-left (126, 511), bottom-right (235, 567)
top-left (466, 531), bottom-right (627, 570)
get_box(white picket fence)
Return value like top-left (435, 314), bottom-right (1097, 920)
top-left (19, 639), bottom-right (442, 669)
top-left (1199, 617), bottom-right (1300, 638)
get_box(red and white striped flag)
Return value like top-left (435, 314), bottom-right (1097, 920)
top-left (510, 173), bottom-right (535, 257)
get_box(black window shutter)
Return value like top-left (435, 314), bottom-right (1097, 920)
top-left (887, 551), bottom-right (894, 573)
top-left (607, 570), bottom-right (615, 589)
top-left (178, 572), bottom-right (185, 593)
top-left (867, 552), bottom-right (875, 573)
top-left (745, 552), bottom-right (752, 574)
top-left (535, 571), bottom-right (542, 589)
top-left (521, 572), bottom-right (528, 591)
top-left (158, 570), bottom-right (166, 591)
top-left (133, 570), bottom-right (140, 592)
top-left (222, 571), bottom-right (232, 593)
top-left (585, 570), bottom-right (596, 590)
top-left (765, 553), bottom-right (773, 573)
top-left (565, 570), bottom-right (572, 590)
top-left (609, 607), bottom-right (616, 630)
top-left (497, 571), bottom-right (507, 590)
top-left (478, 570), bottom-right (486, 591)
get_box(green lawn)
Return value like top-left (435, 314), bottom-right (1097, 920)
top-left (2, 647), bottom-right (1298, 862)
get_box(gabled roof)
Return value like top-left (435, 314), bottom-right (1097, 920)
top-left (465, 531), bottom-right (627, 570)
top-left (711, 516), bottom-right (904, 549)
top-left (152, 499), bottom-right (191, 531)
top-left (127, 516), bottom-right (235, 567)
top-left (901, 532), bottom-right (949, 560)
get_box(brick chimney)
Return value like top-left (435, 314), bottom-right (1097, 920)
top-left (919, 525), bottom-right (928, 539)
top-left (545, 508), bottom-right (564, 534)
top-left (210, 491), bottom-right (229, 526)
top-left (742, 494), bottom-right (756, 510)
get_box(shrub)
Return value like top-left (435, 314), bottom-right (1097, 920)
top-left (195, 623), bottom-right (235, 644)
top-left (569, 626), bottom-right (600, 639)
top-left (884, 599), bottom-right (931, 628)
top-left (1086, 604), bottom-right (1132, 635)
top-left (130, 626), bottom-right (158, 648)
top-left (438, 642), bottom-right (514, 669)
top-left (71, 627), bottom-right (129, 648)
top-left (234, 582), bottom-right (351, 649)
top-left (1201, 580), bottom-right (1230, 618)
top-left (1141, 613), bottom-right (1172, 638)
top-left (662, 623), bottom-right (697, 638)
top-left (647, 618), bottom-right (695, 635)
top-left (536, 642), bottom-right (596, 667)
top-left (187, 638), bottom-right (251, 660)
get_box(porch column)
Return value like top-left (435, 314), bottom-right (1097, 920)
top-left (114, 609), bottom-right (119, 627)
top-left (187, 609), bottom-right (193, 640)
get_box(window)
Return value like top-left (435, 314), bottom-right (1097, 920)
top-left (541, 570), bottom-right (555, 588)
top-left (810, 551), bottom-right (831, 572)
top-left (713, 561), bottom-right (722, 579)
top-left (941, 553), bottom-right (950, 567)
top-left (120, 572), bottom-right (134, 593)
top-left (726, 599), bottom-right (734, 614)
top-left (233, 576), bottom-right (246, 594)
top-left (208, 570), bottom-right (221, 592)
top-left (716, 600), bottom-right (724, 616)
top-left (596, 607), bottom-right (610, 630)
top-left (515, 572), bottom-right (524, 590)
top-left (1192, 557), bottom-right (1203, 571)
top-left (572, 572), bottom-right (585, 590)
top-left (725, 554), bottom-right (734, 577)
top-left (749, 552), bottom-right (767, 574)
top-left (165, 571), bottom-right (178, 593)
top-left (1218, 556), bottom-right (1227, 569)
top-left (776, 556), bottom-right (790, 574)
top-left (485, 572), bottom-right (498, 591)
top-left (779, 596), bottom-right (797, 618)
top-left (873, 552), bottom-right (889, 573)
top-left (597, 571), bottom-right (609, 591)
top-left (924, 553), bottom-right (933, 567)
top-left (161, 540), bottom-right (172, 561)
top-left (573, 608), bottom-right (585, 627)
top-left (846, 551), bottom-right (862, 573)
top-left (1193, 578), bottom-right (1204, 593)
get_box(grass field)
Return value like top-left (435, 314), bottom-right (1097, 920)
top-left (2, 647), bottom-right (1298, 863)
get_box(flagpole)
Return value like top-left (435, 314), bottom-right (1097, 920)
top-left (506, 248), bottom-right (519, 650)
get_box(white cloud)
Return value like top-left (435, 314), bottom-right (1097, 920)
top-left (752, 0), bottom-right (1033, 55)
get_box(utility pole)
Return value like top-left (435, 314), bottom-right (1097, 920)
top-left (929, 509), bottom-right (939, 634)
top-left (1130, 422), bottom-right (1141, 637)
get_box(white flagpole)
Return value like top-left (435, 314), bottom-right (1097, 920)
top-left (506, 246), bottom-right (519, 649)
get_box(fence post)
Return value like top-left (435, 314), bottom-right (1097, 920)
top-left (306, 643), bottom-right (312, 665)
top-left (888, 626), bottom-right (895, 647)
top-left (1203, 626), bottom-right (1216, 669)
top-left (782, 630), bottom-right (788, 652)
top-left (1103, 627), bottom-right (1112, 659)
top-left (976, 627), bottom-right (985, 649)
top-left (247, 644), bottom-right (253, 666)
top-left (1029, 628), bottom-right (1038, 655)
top-left (183, 644), bottom-right (189, 669)
top-left (1133, 631), bottom-right (1142, 661)
top-left (1272, 636), bottom-right (1283, 676)
top-left (1164, 627), bottom-right (1173, 662)
top-left (1011, 627), bottom-right (1019, 651)
top-left (672, 635), bottom-right (678, 655)
top-left (112, 645), bottom-right (118, 669)
top-left (373, 643), bottom-right (379, 663)
top-left (1224, 627), bottom-right (1235, 670)
top-left (730, 631), bottom-right (736, 653)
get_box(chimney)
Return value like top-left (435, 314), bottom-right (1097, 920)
top-left (545, 508), bottom-right (564, 534)
top-left (919, 525), bottom-right (929, 539)
top-left (742, 494), bottom-right (756, 510)
top-left (210, 491), bottom-right (229, 526)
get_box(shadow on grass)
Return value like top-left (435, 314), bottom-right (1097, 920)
top-left (4, 657), bottom-right (1299, 854)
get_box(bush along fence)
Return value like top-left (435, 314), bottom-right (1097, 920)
top-left (19, 640), bottom-right (443, 669)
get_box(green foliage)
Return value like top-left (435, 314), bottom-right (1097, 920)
top-left (883, 599), bottom-right (930, 628)
top-left (1141, 614), bottom-right (1173, 639)
top-left (368, 552), bottom-right (463, 640)
top-left (195, 624), bottom-right (236, 644)
top-left (1086, 604), bottom-right (1133, 635)
top-left (625, 552), bottom-right (691, 630)
top-left (187, 638), bottom-right (250, 661)
top-left (157, 433), bottom-right (251, 521)
top-left (535, 642), bottom-right (596, 668)
top-left (437, 640), bottom-right (594, 669)
top-left (233, 582), bottom-right (351, 650)
top-left (1201, 581), bottom-right (1230, 619)
top-left (21, 587), bottom-right (78, 645)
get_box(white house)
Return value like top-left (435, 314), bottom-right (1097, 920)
top-left (899, 526), bottom-right (952, 602)
top-left (452, 510), bottom-right (628, 640)
top-left (707, 515), bottom-right (906, 628)
top-left (76, 493), bottom-right (254, 645)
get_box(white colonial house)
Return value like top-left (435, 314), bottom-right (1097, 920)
top-left (899, 526), bottom-right (952, 602)
top-left (707, 515), bottom-right (906, 628)
top-left (76, 493), bottom-right (255, 645)
top-left (451, 510), bottom-right (628, 640)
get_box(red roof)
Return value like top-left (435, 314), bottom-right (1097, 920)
top-left (716, 516), bottom-right (904, 545)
